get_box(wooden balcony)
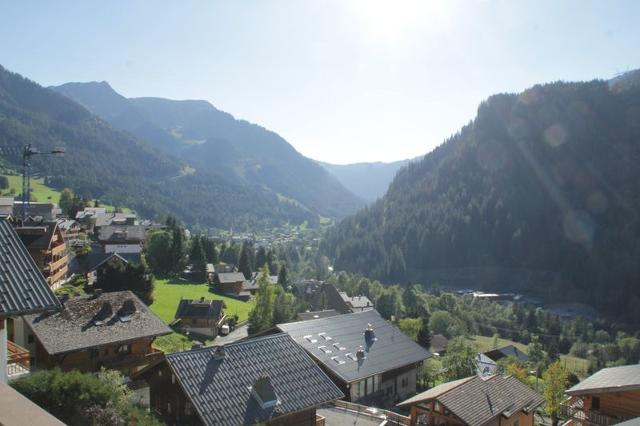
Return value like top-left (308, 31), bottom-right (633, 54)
top-left (7, 340), bottom-right (30, 380)
top-left (561, 403), bottom-right (623, 426)
top-left (331, 400), bottom-right (411, 425)
top-left (315, 414), bottom-right (326, 426)
top-left (48, 243), bottom-right (66, 257)
top-left (101, 348), bottom-right (165, 369)
top-left (46, 255), bottom-right (68, 274)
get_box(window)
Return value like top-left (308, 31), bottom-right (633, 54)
top-left (512, 420), bottom-right (520, 426)
top-left (117, 344), bottom-right (130, 354)
top-left (185, 401), bottom-right (193, 416)
top-left (366, 377), bottom-right (374, 395)
top-left (27, 334), bottom-right (34, 344)
top-left (171, 374), bottom-right (176, 384)
top-left (167, 403), bottom-right (172, 414)
top-left (434, 401), bottom-right (442, 412)
top-left (385, 386), bottom-right (393, 397)
top-left (592, 396), bottom-right (600, 410)
top-left (401, 377), bottom-right (409, 388)
top-left (374, 375), bottom-right (381, 391)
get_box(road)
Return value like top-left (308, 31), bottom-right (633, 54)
top-left (213, 324), bottom-right (248, 346)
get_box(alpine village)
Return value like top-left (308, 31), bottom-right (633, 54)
top-left (3, 4), bottom-right (640, 426)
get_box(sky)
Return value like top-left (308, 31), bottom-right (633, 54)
top-left (1, 1), bottom-right (639, 164)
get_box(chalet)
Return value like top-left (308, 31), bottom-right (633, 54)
top-left (339, 292), bottom-right (374, 312)
top-left (12, 201), bottom-right (61, 221)
top-left (483, 344), bottom-right (529, 364)
top-left (430, 334), bottom-right (449, 356)
top-left (398, 375), bottom-right (544, 426)
top-left (15, 220), bottom-right (68, 289)
top-left (300, 282), bottom-right (372, 314)
top-left (563, 364), bottom-right (640, 425)
top-left (94, 212), bottom-right (137, 228)
top-left (135, 334), bottom-right (344, 425)
top-left (68, 252), bottom-right (140, 285)
top-left (98, 225), bottom-right (146, 253)
top-left (172, 298), bottom-right (226, 339)
top-left (475, 353), bottom-right (498, 376)
top-left (214, 272), bottom-right (252, 300)
top-left (0, 219), bottom-right (61, 384)
top-left (20, 291), bottom-right (171, 376)
top-left (277, 309), bottom-right (431, 406)
top-left (56, 219), bottom-right (81, 242)
top-left (74, 207), bottom-right (107, 230)
top-left (213, 262), bottom-right (237, 273)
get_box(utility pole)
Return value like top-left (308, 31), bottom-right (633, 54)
top-left (21, 144), bottom-right (64, 221)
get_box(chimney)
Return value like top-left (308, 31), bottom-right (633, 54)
top-left (356, 346), bottom-right (365, 359)
top-left (212, 345), bottom-right (226, 360)
top-left (364, 323), bottom-right (375, 341)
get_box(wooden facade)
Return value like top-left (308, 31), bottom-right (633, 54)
top-left (33, 337), bottom-right (164, 377)
top-left (141, 362), bottom-right (320, 426)
top-left (16, 224), bottom-right (68, 289)
top-left (409, 401), bottom-right (535, 426)
top-left (563, 391), bottom-right (640, 425)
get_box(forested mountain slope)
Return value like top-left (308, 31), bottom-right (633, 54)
top-left (324, 73), bottom-right (640, 321)
top-left (319, 158), bottom-right (414, 202)
top-left (53, 82), bottom-right (363, 219)
top-left (0, 65), bottom-right (314, 228)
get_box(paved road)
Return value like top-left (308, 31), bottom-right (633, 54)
top-left (213, 324), bottom-right (248, 346)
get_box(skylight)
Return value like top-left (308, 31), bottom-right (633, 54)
top-left (333, 342), bottom-right (346, 351)
top-left (318, 345), bottom-right (332, 354)
top-left (331, 356), bottom-right (346, 365)
top-left (304, 334), bottom-right (318, 343)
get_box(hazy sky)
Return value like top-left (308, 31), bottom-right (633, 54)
top-left (1, 1), bottom-right (639, 164)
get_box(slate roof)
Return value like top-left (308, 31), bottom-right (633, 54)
top-left (484, 344), bottom-right (529, 363)
top-left (298, 309), bottom-right (340, 321)
top-left (217, 272), bottom-right (247, 284)
top-left (277, 309), bottom-right (431, 383)
top-left (339, 292), bottom-right (373, 310)
top-left (24, 291), bottom-right (171, 354)
top-left (15, 222), bottom-right (57, 250)
top-left (0, 220), bottom-right (61, 317)
top-left (398, 375), bottom-right (544, 426)
top-left (94, 212), bottom-right (137, 227)
top-left (165, 333), bottom-right (344, 426)
top-left (175, 299), bottom-right (224, 320)
top-left (67, 252), bottom-right (140, 275)
top-left (98, 225), bottom-right (146, 242)
top-left (566, 364), bottom-right (640, 395)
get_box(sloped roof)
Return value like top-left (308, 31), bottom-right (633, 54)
top-left (277, 309), bottom-right (431, 383)
top-left (484, 344), bottom-right (529, 363)
top-left (398, 375), bottom-right (544, 426)
top-left (175, 299), bottom-right (224, 320)
top-left (430, 334), bottom-right (449, 354)
top-left (298, 309), bottom-right (340, 321)
top-left (567, 364), bottom-right (640, 395)
top-left (24, 291), bottom-right (171, 354)
top-left (15, 222), bottom-right (58, 250)
top-left (0, 219), bottom-right (61, 317)
top-left (67, 252), bottom-right (139, 275)
top-left (165, 334), bottom-right (344, 426)
top-left (217, 272), bottom-right (247, 284)
top-left (98, 225), bottom-right (145, 242)
top-left (339, 292), bottom-right (373, 310)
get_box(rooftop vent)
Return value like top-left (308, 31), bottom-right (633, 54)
top-left (356, 346), bottom-right (366, 360)
top-left (251, 376), bottom-right (279, 409)
top-left (212, 345), bottom-right (226, 360)
top-left (118, 299), bottom-right (136, 322)
top-left (331, 356), bottom-right (346, 365)
top-left (364, 323), bottom-right (375, 341)
top-left (93, 301), bottom-right (113, 326)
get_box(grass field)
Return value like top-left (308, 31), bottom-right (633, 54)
top-left (150, 278), bottom-right (254, 324)
top-left (2, 174), bottom-right (129, 212)
top-left (468, 334), bottom-right (590, 378)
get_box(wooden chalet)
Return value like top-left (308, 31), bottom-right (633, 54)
top-left (0, 219), bottom-right (61, 384)
top-left (172, 298), bottom-right (226, 339)
top-left (15, 220), bottom-right (68, 289)
top-left (563, 364), bottom-right (640, 425)
top-left (21, 291), bottom-right (171, 377)
top-left (397, 375), bottom-right (544, 426)
top-left (134, 334), bottom-right (344, 425)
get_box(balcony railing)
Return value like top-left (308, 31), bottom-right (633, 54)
top-left (7, 340), bottom-right (30, 379)
top-left (101, 349), bottom-right (165, 369)
top-left (561, 403), bottom-right (623, 426)
top-left (331, 400), bottom-right (411, 425)
top-left (315, 414), bottom-right (326, 426)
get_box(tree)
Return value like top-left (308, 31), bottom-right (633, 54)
top-left (376, 290), bottom-right (400, 320)
top-left (238, 245), bottom-right (253, 280)
top-left (402, 285), bottom-right (421, 317)
top-left (416, 315), bottom-right (432, 349)
top-left (189, 236), bottom-right (207, 281)
top-left (11, 368), bottom-right (162, 426)
top-left (442, 338), bottom-right (476, 381)
top-left (543, 360), bottom-right (569, 426)
top-left (398, 318), bottom-right (422, 341)
top-left (145, 230), bottom-right (173, 276)
top-left (200, 236), bottom-right (218, 264)
top-left (429, 310), bottom-right (454, 338)
top-left (277, 264), bottom-right (288, 289)
top-left (0, 175), bottom-right (8, 190)
top-left (59, 188), bottom-right (74, 216)
top-left (96, 258), bottom-right (154, 304)
top-left (169, 225), bottom-right (185, 274)
top-left (248, 267), bottom-right (277, 335)
top-left (255, 246), bottom-right (268, 270)
top-left (497, 357), bottom-right (528, 384)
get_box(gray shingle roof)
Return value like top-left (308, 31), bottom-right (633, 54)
top-left (399, 375), bottom-right (544, 426)
top-left (484, 344), bottom-right (529, 363)
top-left (217, 272), bottom-right (247, 284)
top-left (165, 333), bottom-right (344, 426)
top-left (566, 364), bottom-right (640, 395)
top-left (98, 225), bottom-right (145, 242)
top-left (0, 220), bottom-right (61, 317)
top-left (24, 291), bottom-right (171, 354)
top-left (298, 309), bottom-right (340, 321)
top-left (277, 309), bottom-right (431, 383)
top-left (175, 299), bottom-right (224, 320)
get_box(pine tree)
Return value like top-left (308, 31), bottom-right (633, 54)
top-left (416, 315), bottom-right (432, 349)
top-left (170, 225), bottom-right (185, 274)
top-left (189, 236), bottom-right (207, 281)
top-left (238, 245), bottom-right (253, 280)
top-left (255, 246), bottom-right (267, 269)
top-left (277, 264), bottom-right (288, 289)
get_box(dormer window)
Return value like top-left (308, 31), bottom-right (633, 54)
top-left (250, 376), bottom-right (279, 409)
